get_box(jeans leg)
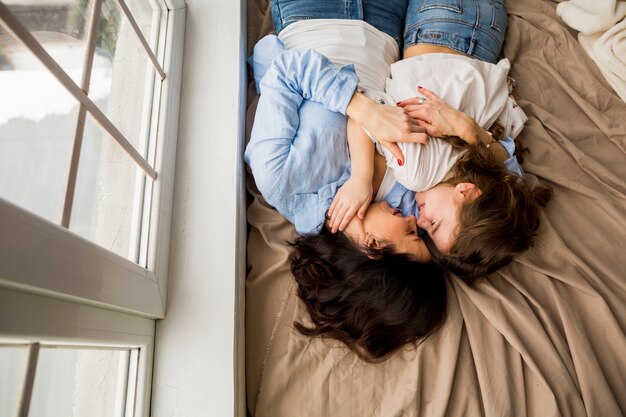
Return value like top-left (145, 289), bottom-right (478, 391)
top-left (362, 0), bottom-right (408, 48)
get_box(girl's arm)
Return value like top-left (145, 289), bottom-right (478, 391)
top-left (399, 86), bottom-right (511, 163)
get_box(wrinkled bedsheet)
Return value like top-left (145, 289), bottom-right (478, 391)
top-left (244, 0), bottom-right (626, 416)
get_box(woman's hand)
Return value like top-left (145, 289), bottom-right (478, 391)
top-left (327, 176), bottom-right (373, 233)
top-left (398, 86), bottom-right (478, 144)
top-left (346, 92), bottom-right (429, 165)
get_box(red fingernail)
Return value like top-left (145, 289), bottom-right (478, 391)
top-left (396, 101), bottom-right (402, 105)
top-left (398, 159), bottom-right (403, 166)
top-left (418, 85), bottom-right (423, 89)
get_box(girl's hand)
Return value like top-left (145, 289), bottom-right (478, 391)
top-left (327, 176), bottom-right (373, 233)
top-left (398, 86), bottom-right (477, 143)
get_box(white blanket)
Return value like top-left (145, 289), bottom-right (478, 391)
top-left (557, 0), bottom-right (626, 101)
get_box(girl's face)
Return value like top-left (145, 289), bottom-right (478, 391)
top-left (415, 183), bottom-right (481, 253)
top-left (342, 201), bottom-right (431, 262)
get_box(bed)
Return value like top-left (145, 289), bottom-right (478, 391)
top-left (244, 0), bottom-right (626, 416)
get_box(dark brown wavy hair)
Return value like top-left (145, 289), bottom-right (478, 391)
top-left (427, 139), bottom-right (553, 283)
top-left (290, 227), bottom-right (448, 362)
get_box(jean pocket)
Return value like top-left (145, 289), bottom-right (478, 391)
top-left (418, 0), bottom-right (463, 13)
top-left (490, 2), bottom-right (507, 33)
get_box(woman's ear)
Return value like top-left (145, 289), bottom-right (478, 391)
top-left (363, 234), bottom-right (385, 260)
top-left (364, 233), bottom-right (378, 249)
top-left (455, 182), bottom-right (482, 201)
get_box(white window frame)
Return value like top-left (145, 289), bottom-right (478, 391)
top-left (0, 0), bottom-right (186, 319)
top-left (0, 286), bottom-right (156, 417)
top-left (2, 0), bottom-right (249, 415)
top-left (0, 0), bottom-right (188, 416)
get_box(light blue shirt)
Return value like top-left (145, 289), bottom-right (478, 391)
top-left (244, 35), bottom-right (417, 235)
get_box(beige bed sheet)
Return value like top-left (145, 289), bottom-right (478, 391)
top-left (244, 0), bottom-right (626, 416)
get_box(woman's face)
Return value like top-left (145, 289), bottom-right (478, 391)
top-left (415, 182), bottom-right (481, 252)
top-left (342, 201), bottom-right (431, 262)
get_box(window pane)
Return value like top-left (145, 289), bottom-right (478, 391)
top-left (89, 0), bottom-right (158, 152)
top-left (69, 113), bottom-right (149, 262)
top-left (0, 344), bottom-right (29, 417)
top-left (0, 30), bottom-right (78, 224)
top-left (0, 0), bottom-right (95, 86)
top-left (124, 0), bottom-right (161, 53)
top-left (29, 347), bottom-right (133, 417)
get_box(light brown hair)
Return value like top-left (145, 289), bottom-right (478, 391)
top-left (428, 139), bottom-right (553, 283)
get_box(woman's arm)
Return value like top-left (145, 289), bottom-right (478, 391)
top-left (244, 39), bottom-right (364, 235)
top-left (327, 118), bottom-right (375, 232)
top-left (244, 41), bottom-right (359, 205)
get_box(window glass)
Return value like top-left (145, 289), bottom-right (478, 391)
top-left (124, 0), bottom-right (161, 53)
top-left (69, 113), bottom-right (149, 262)
top-left (29, 347), bottom-right (134, 417)
top-left (90, 0), bottom-right (158, 152)
top-left (0, 0), bottom-right (94, 86)
top-left (0, 344), bottom-right (29, 417)
top-left (0, 30), bottom-right (78, 224)
top-left (0, 0), bottom-right (161, 261)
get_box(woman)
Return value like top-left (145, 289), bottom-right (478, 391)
top-left (245, 16), bottom-right (450, 362)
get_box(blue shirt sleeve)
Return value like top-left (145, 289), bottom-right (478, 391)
top-left (257, 38), bottom-right (360, 114)
top-left (249, 35), bottom-right (286, 93)
top-left (244, 36), bottom-right (359, 234)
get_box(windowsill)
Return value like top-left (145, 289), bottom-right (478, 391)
top-left (150, 0), bottom-right (247, 416)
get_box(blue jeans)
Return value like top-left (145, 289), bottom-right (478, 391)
top-left (271, 0), bottom-right (408, 50)
top-left (404, 0), bottom-right (507, 63)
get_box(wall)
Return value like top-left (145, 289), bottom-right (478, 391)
top-left (150, 0), bottom-right (247, 416)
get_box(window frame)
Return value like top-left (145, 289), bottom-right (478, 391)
top-left (0, 286), bottom-right (156, 417)
top-left (1, 0), bottom-right (249, 415)
top-left (0, 0), bottom-right (186, 319)
top-left (0, 1), bottom-right (186, 415)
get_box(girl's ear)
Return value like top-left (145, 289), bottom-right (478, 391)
top-left (455, 182), bottom-right (482, 201)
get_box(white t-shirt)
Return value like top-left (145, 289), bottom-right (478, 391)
top-left (379, 53), bottom-right (529, 191)
top-left (278, 19), bottom-right (397, 103)
top-left (386, 53), bottom-right (527, 139)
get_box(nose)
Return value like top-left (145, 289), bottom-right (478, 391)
top-left (416, 214), bottom-right (429, 229)
top-left (406, 215), bottom-right (417, 229)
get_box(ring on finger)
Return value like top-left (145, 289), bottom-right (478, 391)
top-left (418, 97), bottom-right (426, 105)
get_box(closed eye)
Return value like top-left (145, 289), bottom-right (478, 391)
top-left (431, 221), bottom-right (440, 236)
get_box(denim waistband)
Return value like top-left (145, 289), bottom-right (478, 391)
top-left (404, 0), bottom-right (507, 63)
top-left (271, 0), bottom-right (408, 50)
